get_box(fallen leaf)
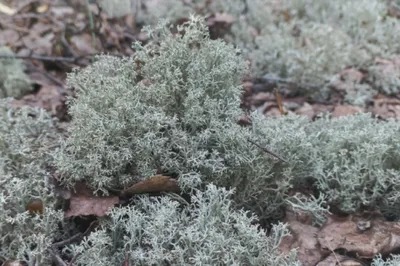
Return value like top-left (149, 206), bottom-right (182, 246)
top-left (0, 29), bottom-right (20, 46)
top-left (26, 199), bottom-right (43, 215)
top-left (340, 68), bottom-right (365, 84)
top-left (36, 4), bottom-right (49, 13)
top-left (372, 94), bottom-right (400, 120)
top-left (318, 214), bottom-right (400, 258)
top-left (331, 105), bottom-right (364, 118)
top-left (50, 6), bottom-right (74, 18)
top-left (64, 182), bottom-right (119, 218)
top-left (316, 254), bottom-right (364, 266)
top-left (237, 114), bottom-right (252, 126)
top-left (209, 12), bottom-right (236, 24)
top-left (70, 33), bottom-right (100, 54)
top-left (296, 102), bottom-right (314, 120)
top-left (252, 92), bottom-right (274, 106)
top-left (1, 260), bottom-right (25, 266)
top-left (65, 195), bottom-right (119, 217)
top-left (11, 85), bottom-right (68, 120)
top-left (120, 175), bottom-right (180, 198)
top-left (280, 209), bottom-right (326, 266)
top-left (0, 2), bottom-right (16, 15)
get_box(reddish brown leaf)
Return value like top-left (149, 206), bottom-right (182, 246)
top-left (65, 195), bottom-right (119, 218)
top-left (64, 182), bottom-right (119, 217)
top-left (11, 85), bottom-right (69, 120)
top-left (296, 102), bottom-right (314, 120)
top-left (210, 12), bottom-right (236, 24)
top-left (318, 214), bottom-right (400, 258)
top-left (280, 209), bottom-right (326, 266)
top-left (26, 199), bottom-right (43, 215)
top-left (331, 105), bottom-right (365, 118)
top-left (120, 175), bottom-right (180, 198)
top-left (316, 254), bottom-right (364, 266)
top-left (372, 94), bottom-right (400, 120)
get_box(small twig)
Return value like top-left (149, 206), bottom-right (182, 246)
top-left (262, 74), bottom-right (320, 90)
top-left (68, 253), bottom-right (81, 266)
top-left (49, 221), bottom-right (96, 266)
top-left (52, 221), bottom-right (96, 248)
top-left (0, 18), bottom-right (30, 33)
top-left (49, 247), bottom-right (68, 266)
top-left (247, 138), bottom-right (288, 163)
top-left (26, 62), bottom-right (65, 87)
top-left (0, 53), bottom-right (124, 62)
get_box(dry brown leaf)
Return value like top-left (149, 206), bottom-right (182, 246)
top-left (340, 68), bottom-right (365, 84)
top-left (120, 175), bottom-right (180, 198)
top-left (252, 92), bottom-right (274, 106)
top-left (316, 254), bottom-right (364, 266)
top-left (11, 85), bottom-right (68, 120)
top-left (211, 12), bottom-right (236, 24)
top-left (318, 214), bottom-right (400, 258)
top-left (1, 260), bottom-right (25, 266)
top-left (388, 1), bottom-right (400, 18)
top-left (64, 182), bottom-right (118, 218)
top-left (372, 94), bottom-right (400, 119)
top-left (237, 114), bottom-right (252, 126)
top-left (21, 32), bottom-right (53, 55)
top-left (65, 195), bottom-right (119, 217)
top-left (331, 105), bottom-right (365, 118)
top-left (70, 33), bottom-right (100, 54)
top-left (0, 29), bottom-right (19, 46)
top-left (26, 199), bottom-right (43, 215)
top-left (280, 209), bottom-right (326, 266)
top-left (296, 102), bottom-right (314, 120)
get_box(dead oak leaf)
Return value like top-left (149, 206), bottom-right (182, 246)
top-left (280, 209), bottom-right (326, 266)
top-left (372, 94), bottom-right (400, 120)
top-left (317, 214), bottom-right (400, 258)
top-left (64, 181), bottom-right (119, 217)
top-left (120, 175), bottom-right (180, 198)
top-left (316, 254), bottom-right (364, 266)
top-left (65, 194), bottom-right (119, 217)
top-left (331, 105), bottom-right (365, 118)
top-left (208, 12), bottom-right (236, 26)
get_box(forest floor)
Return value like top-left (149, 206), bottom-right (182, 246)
top-left (1, 1), bottom-right (400, 266)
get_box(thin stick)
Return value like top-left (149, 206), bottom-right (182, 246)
top-left (0, 53), bottom-right (123, 63)
top-left (247, 138), bottom-right (288, 163)
top-left (49, 247), bottom-right (68, 266)
top-left (52, 221), bottom-right (96, 248)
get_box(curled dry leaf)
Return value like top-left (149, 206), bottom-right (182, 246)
top-left (280, 209), bottom-right (326, 266)
top-left (296, 102), bottom-right (314, 120)
top-left (1, 260), bottom-right (26, 266)
top-left (11, 85), bottom-right (69, 120)
top-left (64, 182), bottom-right (119, 217)
top-left (120, 175), bottom-right (180, 198)
top-left (207, 12), bottom-right (236, 26)
top-left (318, 214), bottom-right (400, 258)
top-left (25, 199), bottom-right (43, 215)
top-left (316, 254), bottom-right (364, 266)
top-left (331, 105), bottom-right (365, 118)
top-left (372, 94), bottom-right (400, 120)
top-left (65, 195), bottom-right (119, 218)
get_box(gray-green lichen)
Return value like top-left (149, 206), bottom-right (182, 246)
top-left (0, 47), bottom-right (32, 99)
top-left (0, 99), bottom-right (63, 265)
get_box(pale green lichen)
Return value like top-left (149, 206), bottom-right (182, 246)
top-left (0, 47), bottom-right (32, 99)
top-left (0, 99), bottom-right (63, 265)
